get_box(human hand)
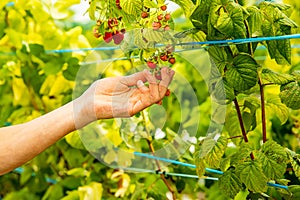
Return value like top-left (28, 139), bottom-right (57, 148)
top-left (74, 67), bottom-right (175, 128)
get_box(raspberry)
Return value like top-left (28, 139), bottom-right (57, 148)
top-left (168, 57), bottom-right (176, 64)
top-left (164, 25), bottom-right (170, 31)
top-left (113, 31), bottom-right (124, 44)
top-left (141, 11), bottom-right (148, 18)
top-left (165, 89), bottom-right (171, 96)
top-left (152, 21), bottom-right (162, 30)
top-left (104, 32), bottom-right (113, 43)
top-left (160, 54), bottom-right (168, 61)
top-left (161, 5), bottom-right (167, 11)
top-left (147, 61), bottom-right (157, 69)
top-left (157, 14), bottom-right (163, 20)
top-left (164, 13), bottom-right (171, 21)
top-left (120, 29), bottom-right (126, 34)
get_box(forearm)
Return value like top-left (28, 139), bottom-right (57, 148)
top-left (0, 101), bottom-right (76, 175)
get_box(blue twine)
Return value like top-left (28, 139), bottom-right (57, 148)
top-left (133, 152), bottom-right (289, 190)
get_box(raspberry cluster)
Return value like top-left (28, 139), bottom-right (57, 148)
top-left (140, 4), bottom-right (172, 31)
top-left (93, 17), bottom-right (126, 45)
top-left (146, 44), bottom-right (176, 80)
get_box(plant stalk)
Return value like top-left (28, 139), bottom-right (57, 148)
top-left (142, 111), bottom-right (176, 200)
top-left (259, 79), bottom-right (267, 143)
top-left (233, 98), bottom-right (255, 160)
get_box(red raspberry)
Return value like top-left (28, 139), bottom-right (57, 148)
top-left (164, 13), bottom-right (171, 21)
top-left (161, 5), bottom-right (167, 11)
top-left (152, 21), bottom-right (162, 30)
top-left (168, 57), bottom-right (176, 64)
top-left (157, 14), bottom-right (163, 20)
top-left (160, 54), bottom-right (168, 61)
top-left (113, 31), bottom-right (124, 45)
top-left (147, 61), bottom-right (157, 69)
top-left (165, 89), bottom-right (171, 96)
top-left (104, 32), bottom-right (113, 43)
top-left (164, 25), bottom-right (170, 31)
top-left (141, 11), bottom-right (148, 18)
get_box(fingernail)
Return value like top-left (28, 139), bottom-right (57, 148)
top-left (137, 80), bottom-right (144, 87)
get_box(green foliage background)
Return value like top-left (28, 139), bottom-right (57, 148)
top-left (0, 0), bottom-right (300, 199)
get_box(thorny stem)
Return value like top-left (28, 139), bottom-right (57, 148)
top-left (141, 111), bottom-right (176, 200)
top-left (233, 98), bottom-right (255, 160)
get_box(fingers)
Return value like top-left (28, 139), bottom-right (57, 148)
top-left (120, 71), bottom-right (147, 86)
top-left (159, 67), bottom-right (175, 97)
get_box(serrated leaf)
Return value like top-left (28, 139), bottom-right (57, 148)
top-left (236, 160), bottom-right (268, 193)
top-left (280, 81), bottom-right (300, 110)
top-left (288, 153), bottom-right (300, 181)
top-left (246, 6), bottom-right (263, 37)
top-left (205, 136), bottom-right (228, 168)
top-left (234, 189), bottom-right (250, 200)
top-left (196, 135), bottom-right (228, 168)
top-left (258, 141), bottom-right (288, 180)
top-left (259, 2), bottom-right (297, 65)
top-left (189, 0), bottom-right (211, 31)
top-left (171, 0), bottom-right (195, 17)
top-left (230, 143), bottom-right (253, 166)
top-left (265, 95), bottom-right (289, 124)
top-left (120, 0), bottom-right (142, 15)
top-left (208, 46), bottom-right (227, 74)
top-left (257, 152), bottom-right (286, 180)
top-left (261, 68), bottom-right (295, 85)
top-left (226, 53), bottom-right (259, 92)
top-left (289, 185), bottom-right (300, 200)
top-left (195, 157), bottom-right (206, 177)
top-left (78, 182), bottom-right (103, 200)
top-left (219, 169), bottom-right (244, 199)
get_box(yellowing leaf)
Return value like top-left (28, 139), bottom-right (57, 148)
top-left (219, 169), bottom-right (244, 199)
top-left (78, 182), bottom-right (103, 200)
top-left (236, 160), bottom-right (268, 193)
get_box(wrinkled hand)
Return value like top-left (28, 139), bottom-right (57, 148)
top-left (74, 67), bottom-right (175, 128)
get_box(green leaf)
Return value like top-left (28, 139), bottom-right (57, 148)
top-left (257, 140), bottom-right (288, 180)
top-left (246, 6), bottom-right (263, 37)
top-left (219, 169), bottom-right (244, 199)
top-left (208, 46), bottom-right (228, 74)
top-left (61, 191), bottom-right (80, 200)
top-left (20, 166), bottom-right (33, 185)
top-left (236, 160), bottom-right (268, 193)
top-left (42, 184), bottom-right (64, 200)
top-left (65, 131), bottom-right (86, 150)
top-left (287, 151), bottom-right (300, 181)
top-left (265, 95), bottom-right (289, 124)
top-left (289, 185), bottom-right (300, 200)
top-left (44, 58), bottom-right (63, 75)
top-left (226, 53), bottom-right (259, 92)
top-left (234, 189), bottom-right (250, 200)
top-left (189, 0), bottom-right (212, 31)
top-left (120, 0), bottom-right (142, 15)
top-left (78, 182), bottom-right (103, 200)
top-left (205, 136), bottom-right (228, 168)
top-left (195, 157), bottom-right (206, 177)
top-left (261, 68), bottom-right (295, 85)
top-left (230, 143), bottom-right (253, 166)
top-left (259, 2), bottom-right (297, 65)
top-left (63, 57), bottom-right (80, 81)
top-left (280, 81), bottom-right (300, 110)
top-left (171, 0), bottom-right (196, 17)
